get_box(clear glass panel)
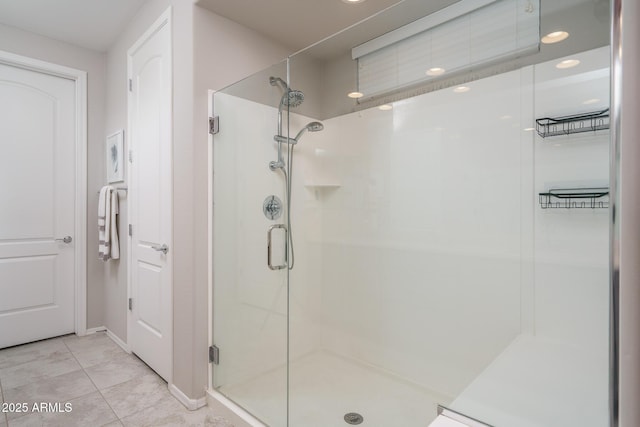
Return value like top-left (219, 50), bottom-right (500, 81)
top-left (285, 0), bottom-right (610, 426)
top-left (288, 42), bottom-right (535, 427)
top-left (212, 0), bottom-right (611, 426)
top-left (212, 60), bottom-right (291, 426)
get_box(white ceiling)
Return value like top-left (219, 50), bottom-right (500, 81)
top-left (0, 0), bottom-right (147, 51)
top-left (0, 0), bottom-right (606, 55)
top-left (0, 0), bottom-right (412, 53)
top-left (196, 0), bottom-right (407, 51)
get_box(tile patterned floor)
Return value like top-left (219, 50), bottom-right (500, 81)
top-left (0, 333), bottom-right (233, 427)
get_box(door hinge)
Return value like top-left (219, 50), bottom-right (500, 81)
top-left (209, 345), bottom-right (219, 364)
top-left (128, 149), bottom-right (133, 163)
top-left (128, 298), bottom-right (133, 310)
top-left (128, 224), bottom-right (133, 236)
top-left (209, 116), bottom-right (219, 135)
top-left (129, 79), bottom-right (133, 92)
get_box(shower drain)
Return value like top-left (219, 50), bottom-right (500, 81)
top-left (344, 412), bottom-right (364, 425)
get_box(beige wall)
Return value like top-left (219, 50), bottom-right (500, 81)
top-left (0, 23), bottom-right (107, 331)
top-left (104, 0), bottom-right (290, 399)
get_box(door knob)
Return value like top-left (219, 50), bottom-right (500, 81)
top-left (151, 244), bottom-right (169, 254)
top-left (55, 236), bottom-right (73, 244)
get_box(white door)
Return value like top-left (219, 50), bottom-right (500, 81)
top-left (128, 10), bottom-right (173, 381)
top-left (0, 62), bottom-right (76, 349)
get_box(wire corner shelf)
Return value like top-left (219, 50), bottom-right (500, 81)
top-left (538, 187), bottom-right (609, 209)
top-left (536, 108), bottom-right (609, 138)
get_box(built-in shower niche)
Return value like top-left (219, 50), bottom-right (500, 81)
top-left (300, 150), bottom-right (341, 200)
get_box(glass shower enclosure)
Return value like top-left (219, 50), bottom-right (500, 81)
top-left (211, 0), bottom-right (612, 425)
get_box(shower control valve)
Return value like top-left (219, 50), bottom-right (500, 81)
top-left (263, 195), bottom-right (283, 220)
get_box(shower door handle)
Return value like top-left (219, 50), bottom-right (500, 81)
top-left (267, 224), bottom-right (287, 270)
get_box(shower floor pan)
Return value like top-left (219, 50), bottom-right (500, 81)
top-left (220, 351), bottom-right (452, 427)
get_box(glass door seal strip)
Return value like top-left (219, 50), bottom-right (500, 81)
top-left (437, 405), bottom-right (494, 427)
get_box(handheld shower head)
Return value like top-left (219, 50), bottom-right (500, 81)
top-left (273, 122), bottom-right (324, 146)
top-left (294, 121), bottom-right (324, 141)
top-left (305, 121), bottom-right (324, 132)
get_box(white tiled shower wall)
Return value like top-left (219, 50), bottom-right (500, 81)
top-left (533, 46), bottom-right (609, 352)
top-left (304, 68), bottom-right (533, 398)
top-left (444, 47), bottom-right (610, 427)
top-left (212, 46), bottom-right (609, 403)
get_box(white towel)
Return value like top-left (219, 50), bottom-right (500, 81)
top-left (98, 185), bottom-right (120, 261)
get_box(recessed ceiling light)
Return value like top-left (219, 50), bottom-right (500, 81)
top-left (426, 67), bottom-right (446, 76)
top-left (453, 86), bottom-right (470, 93)
top-left (556, 59), bottom-right (580, 69)
top-left (524, 127), bottom-right (535, 131)
top-left (348, 91), bottom-right (364, 99)
top-left (583, 98), bottom-right (600, 105)
top-left (342, 0), bottom-right (366, 3)
top-left (500, 115), bottom-right (512, 120)
top-left (378, 104), bottom-right (393, 111)
top-left (541, 31), bottom-right (569, 44)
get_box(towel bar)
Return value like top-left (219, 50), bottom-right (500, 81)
top-left (96, 187), bottom-right (128, 194)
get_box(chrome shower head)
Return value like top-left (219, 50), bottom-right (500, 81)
top-left (273, 122), bottom-right (324, 146)
top-left (285, 90), bottom-right (304, 108)
top-left (294, 121), bottom-right (324, 141)
top-left (304, 121), bottom-right (324, 132)
top-left (270, 76), bottom-right (304, 108)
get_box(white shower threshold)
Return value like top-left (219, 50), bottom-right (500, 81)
top-left (209, 350), bottom-right (452, 427)
top-left (448, 334), bottom-right (608, 427)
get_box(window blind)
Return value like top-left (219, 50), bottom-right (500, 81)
top-left (354, 0), bottom-right (540, 99)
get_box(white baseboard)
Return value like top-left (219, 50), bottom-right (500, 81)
top-left (169, 383), bottom-right (207, 411)
top-left (206, 389), bottom-right (265, 427)
top-left (84, 326), bottom-right (107, 335)
top-left (105, 329), bottom-right (131, 354)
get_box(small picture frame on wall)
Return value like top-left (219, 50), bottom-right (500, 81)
top-left (106, 130), bottom-right (124, 183)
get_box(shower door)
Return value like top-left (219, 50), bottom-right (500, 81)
top-left (211, 62), bottom-right (291, 426)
